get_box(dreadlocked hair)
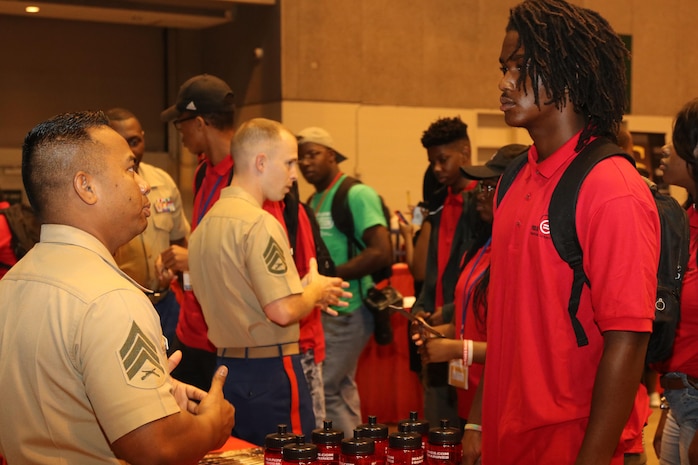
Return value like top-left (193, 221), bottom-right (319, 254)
top-left (507, 0), bottom-right (629, 150)
top-left (420, 116), bottom-right (469, 149)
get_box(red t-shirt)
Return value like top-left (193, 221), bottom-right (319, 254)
top-left (0, 201), bottom-right (17, 279)
top-left (453, 242), bottom-right (489, 419)
top-left (482, 133), bottom-right (659, 465)
top-left (176, 156), bottom-right (234, 351)
top-left (435, 182), bottom-right (476, 308)
top-left (290, 205), bottom-right (325, 364)
top-left (655, 206), bottom-right (698, 376)
top-left (176, 155), bottom-right (324, 360)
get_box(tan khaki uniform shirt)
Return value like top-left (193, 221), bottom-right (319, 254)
top-left (0, 225), bottom-right (180, 464)
top-left (114, 162), bottom-right (190, 290)
top-left (189, 186), bottom-right (303, 348)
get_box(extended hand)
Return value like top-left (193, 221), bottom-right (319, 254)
top-left (462, 430), bottom-right (483, 465)
top-left (303, 258), bottom-right (351, 314)
top-left (198, 366), bottom-right (236, 450)
top-left (167, 350), bottom-right (208, 413)
top-left (160, 245), bottom-right (189, 273)
top-left (421, 337), bottom-right (458, 364)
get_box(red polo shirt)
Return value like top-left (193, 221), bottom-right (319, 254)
top-left (482, 133), bottom-right (659, 465)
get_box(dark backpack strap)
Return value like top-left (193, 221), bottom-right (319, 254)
top-left (549, 137), bottom-right (635, 347)
top-left (283, 182), bottom-right (301, 253)
top-left (193, 160), bottom-right (234, 196)
top-left (495, 152), bottom-right (529, 207)
top-left (303, 202), bottom-right (336, 276)
top-left (331, 176), bottom-right (361, 257)
top-left (194, 160), bottom-right (207, 196)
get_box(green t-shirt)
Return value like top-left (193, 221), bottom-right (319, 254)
top-left (309, 174), bottom-right (388, 313)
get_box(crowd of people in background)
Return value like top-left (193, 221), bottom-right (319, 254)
top-left (3, 0), bottom-right (698, 464)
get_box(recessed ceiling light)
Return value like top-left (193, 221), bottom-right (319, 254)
top-left (25, 6), bottom-right (40, 13)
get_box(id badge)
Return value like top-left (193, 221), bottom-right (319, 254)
top-left (448, 359), bottom-right (469, 389)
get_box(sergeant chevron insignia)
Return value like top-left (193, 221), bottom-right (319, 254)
top-left (118, 321), bottom-right (166, 388)
top-left (263, 236), bottom-right (287, 275)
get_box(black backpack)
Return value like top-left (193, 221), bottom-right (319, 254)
top-left (329, 176), bottom-right (393, 284)
top-left (496, 137), bottom-right (689, 364)
top-left (0, 202), bottom-right (41, 269)
top-left (283, 183), bottom-right (336, 277)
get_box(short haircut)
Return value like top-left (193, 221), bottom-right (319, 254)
top-left (231, 118), bottom-right (289, 167)
top-left (201, 111), bottom-right (235, 131)
top-left (673, 98), bottom-right (698, 171)
top-left (105, 107), bottom-right (136, 123)
top-left (506, 0), bottom-right (629, 150)
top-left (22, 110), bottom-right (109, 219)
top-left (420, 116), bottom-right (470, 149)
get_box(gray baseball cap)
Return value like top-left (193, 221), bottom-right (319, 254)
top-left (296, 127), bottom-right (347, 163)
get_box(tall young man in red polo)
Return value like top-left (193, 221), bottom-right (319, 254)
top-left (470, 1), bottom-right (660, 464)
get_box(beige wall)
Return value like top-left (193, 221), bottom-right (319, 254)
top-left (282, 101), bottom-right (532, 213)
top-left (280, 0), bottom-right (698, 116)
top-left (1, 0), bottom-right (697, 210)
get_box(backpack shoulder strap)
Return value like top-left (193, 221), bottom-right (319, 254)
top-left (331, 176), bottom-right (362, 255)
top-left (495, 152), bottom-right (529, 207)
top-left (549, 137), bottom-right (634, 347)
top-left (193, 160), bottom-right (234, 196)
top-left (283, 183), bottom-right (301, 252)
top-left (194, 160), bottom-right (207, 196)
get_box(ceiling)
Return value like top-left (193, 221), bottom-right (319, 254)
top-left (0, 0), bottom-right (275, 29)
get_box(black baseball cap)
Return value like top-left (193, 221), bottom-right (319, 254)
top-left (160, 74), bottom-right (235, 122)
top-left (461, 144), bottom-right (529, 179)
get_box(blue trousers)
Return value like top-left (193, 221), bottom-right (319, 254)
top-left (661, 373), bottom-right (698, 465)
top-left (153, 290), bottom-right (179, 354)
top-left (218, 353), bottom-right (315, 446)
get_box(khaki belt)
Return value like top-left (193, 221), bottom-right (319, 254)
top-left (660, 375), bottom-right (698, 391)
top-left (217, 342), bottom-right (300, 359)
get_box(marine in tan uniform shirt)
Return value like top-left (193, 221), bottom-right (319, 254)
top-left (0, 110), bottom-right (235, 464)
top-left (0, 225), bottom-right (180, 463)
top-left (114, 161), bottom-right (190, 293)
top-left (187, 117), bottom-right (350, 446)
top-left (190, 185), bottom-right (303, 347)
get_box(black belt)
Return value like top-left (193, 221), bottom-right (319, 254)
top-left (217, 342), bottom-right (300, 359)
top-left (660, 375), bottom-right (698, 391)
top-left (146, 288), bottom-right (170, 305)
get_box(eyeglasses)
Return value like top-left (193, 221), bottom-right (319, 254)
top-left (476, 182), bottom-right (497, 195)
top-left (173, 114), bottom-right (198, 130)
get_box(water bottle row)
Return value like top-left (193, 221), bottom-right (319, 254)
top-left (263, 412), bottom-right (463, 465)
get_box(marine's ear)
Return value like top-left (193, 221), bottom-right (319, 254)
top-left (74, 171), bottom-right (98, 205)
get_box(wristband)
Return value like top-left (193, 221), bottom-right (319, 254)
top-left (462, 339), bottom-right (468, 365)
top-left (467, 339), bottom-right (474, 366)
top-left (464, 423), bottom-right (482, 432)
